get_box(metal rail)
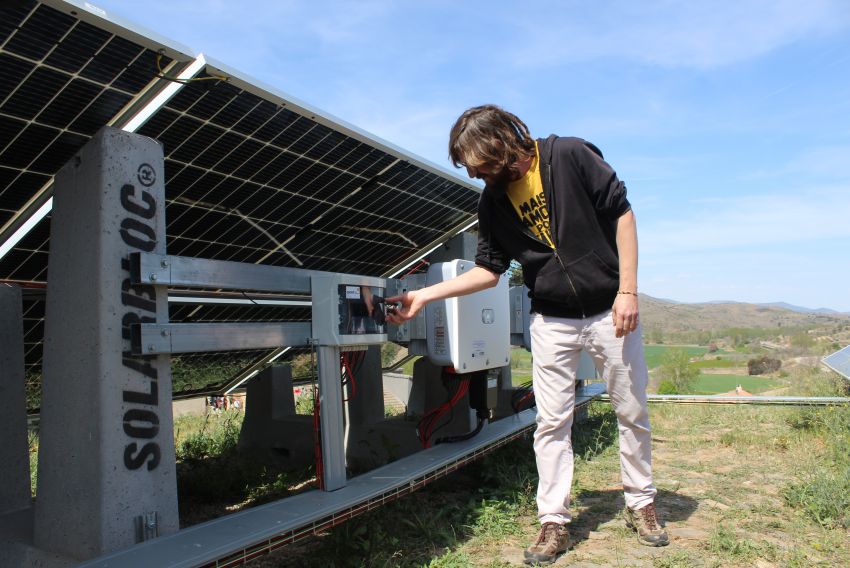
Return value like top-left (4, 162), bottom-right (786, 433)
top-left (623, 394), bottom-right (850, 406)
top-left (134, 322), bottom-right (313, 355)
top-left (76, 384), bottom-right (606, 567)
top-left (132, 252), bottom-right (388, 293)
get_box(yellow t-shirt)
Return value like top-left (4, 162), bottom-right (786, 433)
top-left (506, 143), bottom-right (554, 248)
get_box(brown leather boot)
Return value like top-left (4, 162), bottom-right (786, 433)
top-left (523, 522), bottom-right (569, 565)
top-left (625, 502), bottom-right (670, 546)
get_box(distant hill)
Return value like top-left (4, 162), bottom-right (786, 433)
top-left (639, 294), bottom-right (850, 333)
top-left (757, 302), bottom-right (844, 315)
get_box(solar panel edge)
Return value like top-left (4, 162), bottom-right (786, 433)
top-left (40, 0), bottom-right (197, 64)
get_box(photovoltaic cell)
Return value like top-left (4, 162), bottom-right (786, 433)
top-left (0, 0), bottom-right (182, 235)
top-left (823, 345), bottom-right (850, 381)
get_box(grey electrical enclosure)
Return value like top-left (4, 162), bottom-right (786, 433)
top-left (311, 274), bottom-right (390, 347)
top-left (510, 285), bottom-right (532, 351)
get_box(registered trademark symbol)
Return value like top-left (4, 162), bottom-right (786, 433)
top-left (137, 163), bottom-right (156, 187)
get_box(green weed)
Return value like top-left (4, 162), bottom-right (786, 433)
top-left (653, 549), bottom-right (702, 568)
top-left (783, 468), bottom-right (850, 529)
top-left (707, 524), bottom-right (776, 561)
top-left (469, 499), bottom-right (521, 538)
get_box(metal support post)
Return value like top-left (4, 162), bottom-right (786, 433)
top-left (34, 127), bottom-right (178, 559)
top-left (0, 284), bottom-right (30, 514)
top-left (316, 345), bottom-right (347, 491)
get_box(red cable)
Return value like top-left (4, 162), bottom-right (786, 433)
top-left (419, 376), bottom-right (469, 448)
top-left (312, 385), bottom-right (324, 490)
top-left (0, 279), bottom-right (47, 289)
top-left (342, 354), bottom-right (357, 402)
top-left (401, 259), bottom-right (430, 278)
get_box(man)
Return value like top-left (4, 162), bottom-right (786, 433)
top-left (387, 105), bottom-right (667, 565)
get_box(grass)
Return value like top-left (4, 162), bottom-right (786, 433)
top-left (690, 358), bottom-right (743, 369)
top-left (242, 367), bottom-right (849, 567)
top-left (644, 344), bottom-right (708, 368)
top-left (173, 410), bottom-right (316, 523)
top-left (781, 369), bottom-right (850, 530)
top-left (688, 373), bottom-right (784, 394)
top-left (24, 361), bottom-right (849, 567)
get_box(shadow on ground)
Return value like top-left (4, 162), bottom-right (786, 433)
top-left (569, 488), bottom-right (699, 546)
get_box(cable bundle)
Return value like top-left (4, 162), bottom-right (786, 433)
top-left (417, 373), bottom-right (469, 449)
top-left (511, 380), bottom-right (535, 413)
top-left (341, 350), bottom-right (365, 402)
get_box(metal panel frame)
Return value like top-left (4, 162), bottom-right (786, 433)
top-left (133, 252), bottom-right (324, 293)
top-left (134, 322), bottom-right (312, 355)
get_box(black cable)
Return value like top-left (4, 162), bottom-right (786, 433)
top-left (240, 291), bottom-right (260, 305)
top-left (435, 416), bottom-right (486, 445)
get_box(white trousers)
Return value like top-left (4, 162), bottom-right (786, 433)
top-left (530, 311), bottom-right (656, 525)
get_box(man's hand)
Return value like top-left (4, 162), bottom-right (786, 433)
top-left (612, 293), bottom-right (639, 338)
top-left (385, 290), bottom-right (425, 324)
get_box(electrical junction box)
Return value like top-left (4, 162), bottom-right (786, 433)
top-left (311, 273), bottom-right (389, 346)
top-left (509, 285), bottom-right (532, 351)
top-left (424, 260), bottom-right (510, 372)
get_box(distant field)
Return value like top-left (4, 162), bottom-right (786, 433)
top-left (688, 373), bottom-right (784, 395)
top-left (690, 358), bottom-right (742, 369)
top-left (644, 344), bottom-right (708, 368)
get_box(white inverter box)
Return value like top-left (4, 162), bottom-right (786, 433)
top-left (424, 260), bottom-right (510, 372)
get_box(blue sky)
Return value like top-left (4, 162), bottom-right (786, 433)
top-left (93, 0), bottom-right (850, 311)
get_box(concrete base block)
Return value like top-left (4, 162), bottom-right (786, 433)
top-left (383, 372), bottom-right (413, 409)
top-left (239, 415), bottom-right (316, 470)
top-left (0, 285), bottom-right (30, 515)
top-left (345, 419), bottom-right (421, 472)
top-left (0, 508), bottom-right (76, 568)
top-left (239, 365), bottom-right (317, 469)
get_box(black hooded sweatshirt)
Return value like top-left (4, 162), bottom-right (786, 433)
top-left (474, 135), bottom-right (632, 318)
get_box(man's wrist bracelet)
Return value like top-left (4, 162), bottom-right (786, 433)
top-left (617, 290), bottom-right (637, 296)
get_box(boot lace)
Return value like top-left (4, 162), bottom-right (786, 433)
top-left (640, 504), bottom-right (659, 530)
top-left (536, 522), bottom-right (560, 545)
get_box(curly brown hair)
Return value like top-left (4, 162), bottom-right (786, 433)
top-left (448, 105), bottom-right (536, 173)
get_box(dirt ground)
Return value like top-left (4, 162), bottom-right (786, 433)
top-left (478, 404), bottom-right (849, 567)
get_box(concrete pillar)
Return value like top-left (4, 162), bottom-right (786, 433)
top-left (239, 366), bottom-right (298, 451)
top-left (428, 231), bottom-right (477, 264)
top-left (0, 285), bottom-right (31, 514)
top-left (34, 127), bottom-right (178, 559)
top-left (345, 346), bottom-right (384, 429)
top-left (236, 364), bottom-right (315, 469)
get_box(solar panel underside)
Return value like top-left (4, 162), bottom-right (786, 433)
top-left (823, 345), bottom-right (850, 381)
top-left (1, 0), bottom-right (185, 401)
top-left (136, 71), bottom-right (478, 277)
top-left (1, 2), bottom-right (481, 405)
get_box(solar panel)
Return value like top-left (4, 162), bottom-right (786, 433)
top-left (823, 345), bottom-right (850, 381)
top-left (135, 61), bottom-right (479, 278)
top-left (0, 2), bottom-right (482, 408)
top-left (0, 0), bottom-right (196, 264)
top-left (0, 1), bottom-right (197, 404)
